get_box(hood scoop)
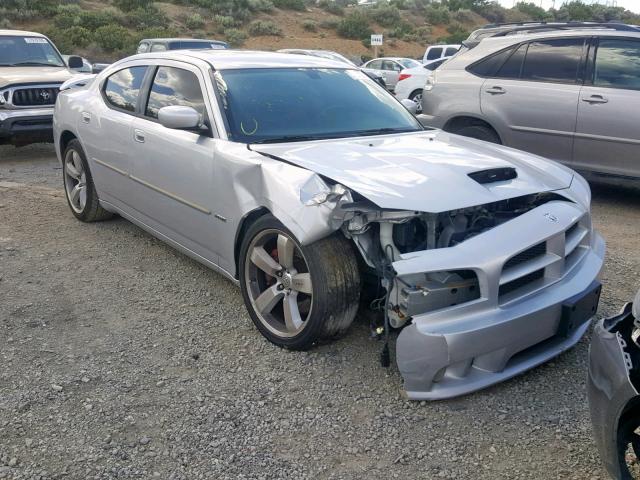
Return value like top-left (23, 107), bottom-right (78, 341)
top-left (468, 167), bottom-right (517, 185)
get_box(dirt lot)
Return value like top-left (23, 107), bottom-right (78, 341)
top-left (1, 144), bottom-right (639, 480)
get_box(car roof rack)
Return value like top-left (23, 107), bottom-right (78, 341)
top-left (485, 21), bottom-right (640, 37)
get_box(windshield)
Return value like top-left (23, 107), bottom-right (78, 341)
top-left (214, 68), bottom-right (422, 144)
top-left (398, 58), bottom-right (422, 69)
top-left (0, 36), bottom-right (65, 67)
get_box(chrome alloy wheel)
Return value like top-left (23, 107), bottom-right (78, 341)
top-left (63, 148), bottom-right (87, 214)
top-left (244, 229), bottom-right (313, 338)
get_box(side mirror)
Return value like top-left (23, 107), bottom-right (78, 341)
top-left (158, 105), bottom-right (202, 130)
top-left (401, 98), bottom-right (418, 115)
top-left (67, 55), bottom-right (84, 69)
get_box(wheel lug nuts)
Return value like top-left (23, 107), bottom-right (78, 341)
top-left (277, 284), bottom-right (284, 291)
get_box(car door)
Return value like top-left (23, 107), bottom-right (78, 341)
top-left (479, 37), bottom-right (586, 163)
top-left (573, 37), bottom-right (640, 179)
top-left (81, 65), bottom-right (148, 208)
top-left (381, 60), bottom-right (402, 90)
top-left (129, 61), bottom-right (222, 263)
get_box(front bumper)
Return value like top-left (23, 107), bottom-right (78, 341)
top-left (587, 304), bottom-right (639, 479)
top-left (395, 200), bottom-right (606, 400)
top-left (0, 107), bottom-right (55, 145)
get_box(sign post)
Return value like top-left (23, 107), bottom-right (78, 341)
top-left (370, 34), bottom-right (383, 58)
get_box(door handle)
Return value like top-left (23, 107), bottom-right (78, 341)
top-left (582, 94), bottom-right (608, 104)
top-left (134, 129), bottom-right (145, 143)
top-left (485, 86), bottom-right (506, 95)
top-left (81, 112), bottom-right (91, 123)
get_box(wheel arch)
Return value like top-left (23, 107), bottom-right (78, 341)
top-left (234, 206), bottom-right (271, 279)
top-left (443, 115), bottom-right (502, 143)
top-left (59, 130), bottom-right (78, 162)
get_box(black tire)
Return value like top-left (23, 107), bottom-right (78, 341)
top-left (239, 214), bottom-right (360, 350)
top-left (62, 139), bottom-right (113, 223)
top-left (452, 124), bottom-right (501, 144)
top-left (408, 90), bottom-right (423, 114)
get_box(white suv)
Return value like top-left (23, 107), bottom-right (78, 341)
top-left (422, 44), bottom-right (460, 63)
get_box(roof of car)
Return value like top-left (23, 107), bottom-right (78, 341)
top-left (139, 38), bottom-right (227, 43)
top-left (127, 50), bottom-right (353, 70)
top-left (0, 29), bottom-right (47, 37)
top-left (479, 26), bottom-right (640, 45)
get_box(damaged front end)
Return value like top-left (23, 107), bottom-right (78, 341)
top-left (305, 174), bottom-right (604, 399)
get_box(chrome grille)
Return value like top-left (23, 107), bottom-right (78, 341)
top-left (12, 87), bottom-right (59, 106)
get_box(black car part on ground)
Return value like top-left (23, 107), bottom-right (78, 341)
top-left (588, 298), bottom-right (640, 479)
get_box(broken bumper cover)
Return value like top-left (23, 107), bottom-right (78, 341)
top-left (0, 107), bottom-right (55, 145)
top-left (587, 305), bottom-right (638, 480)
top-left (395, 200), bottom-right (605, 400)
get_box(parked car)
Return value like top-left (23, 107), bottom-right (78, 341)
top-left (0, 29), bottom-right (83, 146)
top-left (361, 57), bottom-right (422, 91)
top-left (277, 49), bottom-right (387, 88)
top-left (394, 57), bottom-right (450, 113)
top-left (421, 22), bottom-right (640, 183)
top-left (423, 43), bottom-right (460, 63)
top-left (54, 50), bottom-right (604, 400)
top-left (136, 38), bottom-right (229, 54)
top-left (588, 288), bottom-right (640, 479)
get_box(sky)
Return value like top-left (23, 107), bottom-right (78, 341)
top-left (497, 0), bottom-right (640, 13)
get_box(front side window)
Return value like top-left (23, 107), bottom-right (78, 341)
top-left (145, 66), bottom-right (205, 119)
top-left (521, 38), bottom-right (584, 84)
top-left (426, 47), bottom-right (443, 61)
top-left (382, 60), bottom-right (400, 71)
top-left (594, 39), bottom-right (640, 91)
top-left (103, 66), bottom-right (147, 112)
top-left (214, 68), bottom-right (422, 144)
top-left (0, 35), bottom-right (64, 67)
top-left (367, 59), bottom-right (382, 70)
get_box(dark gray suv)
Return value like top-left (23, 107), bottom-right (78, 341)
top-left (421, 23), bottom-right (640, 184)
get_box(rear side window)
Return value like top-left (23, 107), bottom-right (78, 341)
top-left (468, 46), bottom-right (516, 77)
top-left (521, 38), bottom-right (584, 83)
top-left (367, 59), bottom-right (382, 70)
top-left (150, 43), bottom-right (167, 52)
top-left (137, 42), bottom-right (149, 54)
top-left (103, 66), bottom-right (147, 112)
top-left (594, 39), bottom-right (640, 91)
top-left (496, 43), bottom-right (527, 78)
top-left (445, 46), bottom-right (459, 56)
top-left (145, 66), bottom-right (205, 119)
top-left (426, 47), bottom-right (443, 61)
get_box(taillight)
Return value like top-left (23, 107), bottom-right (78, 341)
top-left (398, 73), bottom-right (411, 82)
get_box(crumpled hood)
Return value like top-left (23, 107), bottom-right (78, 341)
top-left (0, 66), bottom-right (73, 89)
top-left (252, 130), bottom-right (574, 212)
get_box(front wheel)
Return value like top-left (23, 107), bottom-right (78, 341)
top-left (239, 215), bottom-right (360, 350)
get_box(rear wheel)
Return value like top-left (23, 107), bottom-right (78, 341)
top-left (239, 215), bottom-right (360, 350)
top-left (451, 124), bottom-right (501, 144)
top-left (62, 139), bottom-right (112, 222)
top-left (408, 90), bottom-right (423, 114)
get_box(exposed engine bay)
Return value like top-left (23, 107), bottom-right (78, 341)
top-left (341, 191), bottom-right (570, 328)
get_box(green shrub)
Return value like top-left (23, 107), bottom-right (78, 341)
top-left (415, 25), bottom-right (432, 40)
top-left (438, 22), bottom-right (469, 43)
top-left (113, 0), bottom-right (152, 12)
top-left (0, 18), bottom-right (12, 29)
top-left (248, 0), bottom-right (274, 12)
top-left (369, 2), bottom-right (401, 28)
top-left (272, 0), bottom-right (305, 11)
top-left (123, 6), bottom-right (168, 29)
top-left (302, 19), bottom-right (317, 32)
top-left (80, 9), bottom-right (123, 30)
top-left (185, 12), bottom-right (205, 29)
top-left (452, 9), bottom-right (474, 24)
top-left (318, 0), bottom-right (343, 15)
top-left (224, 28), bottom-right (248, 47)
top-left (94, 24), bottom-right (132, 52)
top-left (215, 14), bottom-right (239, 29)
top-left (424, 5), bottom-right (450, 25)
top-left (319, 19), bottom-right (339, 29)
top-left (53, 4), bottom-right (82, 29)
top-left (337, 11), bottom-right (371, 40)
top-left (248, 20), bottom-right (282, 36)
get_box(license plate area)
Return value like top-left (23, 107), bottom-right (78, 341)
top-left (558, 280), bottom-right (602, 337)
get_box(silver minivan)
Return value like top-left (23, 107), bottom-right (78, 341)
top-left (421, 24), bottom-right (640, 183)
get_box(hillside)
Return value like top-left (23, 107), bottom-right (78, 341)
top-left (2, 0), bottom-right (639, 63)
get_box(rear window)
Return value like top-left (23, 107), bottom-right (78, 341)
top-left (103, 66), bottom-right (147, 112)
top-left (521, 38), bottom-right (584, 83)
top-left (444, 46), bottom-right (459, 56)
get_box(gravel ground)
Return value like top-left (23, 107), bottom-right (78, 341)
top-left (1, 144), bottom-right (639, 480)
